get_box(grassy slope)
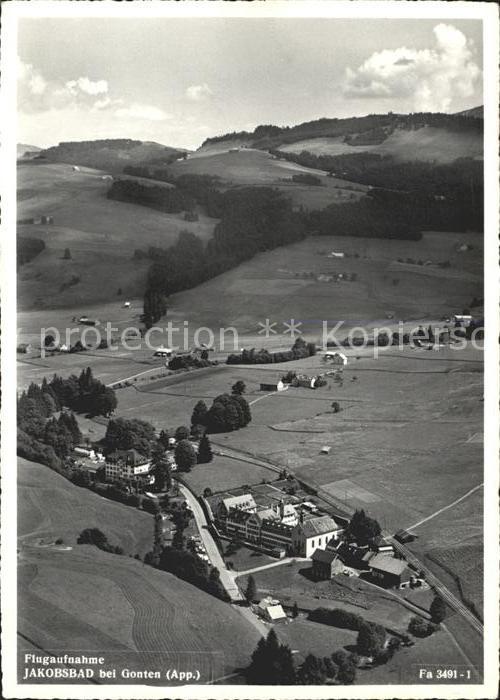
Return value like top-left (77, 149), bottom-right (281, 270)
top-left (279, 126), bottom-right (483, 163)
top-left (18, 457), bottom-right (154, 557)
top-left (17, 458), bottom-right (260, 679)
top-left (17, 163), bottom-right (217, 309)
top-left (168, 148), bottom-right (368, 209)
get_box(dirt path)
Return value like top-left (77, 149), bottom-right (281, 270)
top-left (407, 483), bottom-right (484, 531)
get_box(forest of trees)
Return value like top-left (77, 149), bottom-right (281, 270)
top-left (274, 149), bottom-right (483, 233)
top-left (107, 178), bottom-right (194, 214)
top-left (17, 370), bottom-right (116, 470)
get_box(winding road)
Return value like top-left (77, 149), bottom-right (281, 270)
top-left (177, 484), bottom-right (244, 603)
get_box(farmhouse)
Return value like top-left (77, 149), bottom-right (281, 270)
top-left (293, 374), bottom-right (317, 389)
top-left (368, 554), bottom-right (411, 588)
top-left (311, 549), bottom-right (343, 580)
top-left (105, 449), bottom-right (152, 484)
top-left (323, 351), bottom-right (347, 366)
top-left (260, 380), bottom-right (287, 392)
top-left (291, 515), bottom-right (343, 558)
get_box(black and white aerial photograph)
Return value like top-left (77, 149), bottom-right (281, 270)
top-left (2, 2), bottom-right (499, 699)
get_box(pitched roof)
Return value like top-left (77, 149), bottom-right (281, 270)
top-left (222, 494), bottom-right (256, 511)
top-left (300, 515), bottom-right (341, 538)
top-left (312, 548), bottom-right (337, 564)
top-left (369, 554), bottom-right (409, 576)
top-left (256, 507), bottom-right (279, 521)
top-left (227, 508), bottom-right (252, 524)
top-left (266, 605), bottom-right (286, 620)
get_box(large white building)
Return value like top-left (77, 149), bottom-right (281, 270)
top-left (291, 515), bottom-right (344, 557)
top-left (105, 449), bottom-right (152, 484)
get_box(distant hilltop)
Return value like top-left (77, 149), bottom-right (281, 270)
top-left (199, 110), bottom-right (483, 153)
top-left (30, 139), bottom-right (187, 174)
top-left (454, 105), bottom-right (483, 119)
top-left (17, 143), bottom-right (41, 159)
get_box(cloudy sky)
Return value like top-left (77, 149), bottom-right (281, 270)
top-left (17, 18), bottom-right (483, 149)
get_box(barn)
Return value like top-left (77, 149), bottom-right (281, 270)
top-left (260, 380), bottom-right (287, 392)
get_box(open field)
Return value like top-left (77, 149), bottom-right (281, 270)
top-left (279, 126), bottom-right (483, 163)
top-left (17, 228), bottom-right (482, 343)
top-left (17, 458), bottom-right (261, 682)
top-left (276, 616), bottom-right (356, 660)
top-left (17, 163), bottom-right (217, 309)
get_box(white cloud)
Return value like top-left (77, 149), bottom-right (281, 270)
top-left (66, 77), bottom-right (108, 96)
top-left (18, 60), bottom-right (169, 124)
top-left (185, 83), bottom-right (213, 101)
top-left (343, 24), bottom-right (481, 111)
top-left (114, 103), bottom-right (171, 121)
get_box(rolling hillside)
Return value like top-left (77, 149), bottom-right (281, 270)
top-left (200, 111), bottom-right (483, 164)
top-left (16, 163), bottom-right (218, 309)
top-left (167, 148), bottom-right (368, 209)
top-left (17, 144), bottom-right (41, 159)
top-left (279, 126), bottom-right (483, 164)
top-left (17, 458), bottom-right (260, 681)
top-left (33, 139), bottom-right (186, 173)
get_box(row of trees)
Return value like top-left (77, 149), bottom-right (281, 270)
top-left (227, 337), bottom-right (317, 365)
top-left (144, 541), bottom-right (229, 602)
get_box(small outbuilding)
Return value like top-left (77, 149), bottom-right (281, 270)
top-left (260, 380), bottom-right (287, 392)
top-left (394, 529), bottom-right (418, 544)
top-left (153, 347), bottom-right (173, 358)
top-left (257, 597), bottom-right (287, 622)
top-left (311, 548), bottom-right (343, 580)
top-left (323, 351), bottom-right (348, 366)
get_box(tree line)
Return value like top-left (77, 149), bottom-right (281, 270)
top-left (274, 149), bottom-right (483, 233)
top-left (227, 336), bottom-right (317, 365)
top-left (202, 111), bottom-right (482, 150)
top-left (141, 186), bottom-right (307, 326)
